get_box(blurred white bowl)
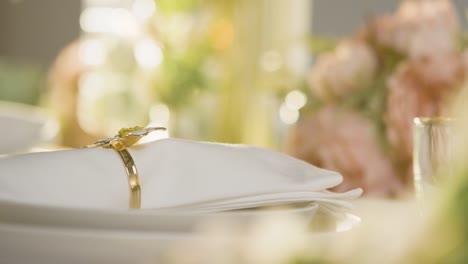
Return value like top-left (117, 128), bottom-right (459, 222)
top-left (0, 101), bottom-right (59, 154)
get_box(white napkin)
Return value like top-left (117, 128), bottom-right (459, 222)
top-left (0, 138), bottom-right (361, 212)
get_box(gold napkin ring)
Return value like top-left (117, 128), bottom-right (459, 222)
top-left (83, 126), bottom-right (166, 209)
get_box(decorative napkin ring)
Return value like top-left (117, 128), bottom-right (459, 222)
top-left (83, 126), bottom-right (166, 209)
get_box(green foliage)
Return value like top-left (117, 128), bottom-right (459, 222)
top-left (0, 58), bottom-right (45, 105)
top-left (154, 39), bottom-right (214, 108)
top-left (360, 49), bottom-right (405, 154)
top-left (306, 35), bottom-right (338, 55)
top-left (440, 172), bottom-right (468, 263)
top-left (156, 0), bottom-right (233, 14)
top-left (456, 32), bottom-right (468, 52)
top-left (298, 80), bottom-right (324, 117)
top-left (156, 0), bottom-right (204, 14)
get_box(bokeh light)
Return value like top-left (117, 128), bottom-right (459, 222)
top-left (80, 7), bottom-right (138, 36)
top-left (279, 103), bottom-right (299, 125)
top-left (285, 90), bottom-right (307, 110)
top-left (132, 0), bottom-right (156, 20)
top-left (134, 38), bottom-right (163, 69)
top-left (79, 39), bottom-right (107, 66)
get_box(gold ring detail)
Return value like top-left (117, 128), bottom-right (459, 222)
top-left (83, 126), bottom-right (166, 209)
top-left (110, 140), bottom-right (141, 209)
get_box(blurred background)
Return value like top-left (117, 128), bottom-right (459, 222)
top-left (2, 1), bottom-right (468, 262)
top-left (2, 0), bottom-right (468, 197)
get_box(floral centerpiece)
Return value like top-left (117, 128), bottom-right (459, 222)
top-left (288, 0), bottom-right (468, 196)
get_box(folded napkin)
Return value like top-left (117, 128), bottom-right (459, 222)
top-left (0, 138), bottom-right (361, 212)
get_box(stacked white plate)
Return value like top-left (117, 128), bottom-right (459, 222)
top-left (0, 199), bottom-right (319, 263)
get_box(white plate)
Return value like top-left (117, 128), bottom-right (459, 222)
top-left (0, 199), bottom-right (318, 233)
top-left (0, 101), bottom-right (59, 154)
top-left (0, 200), bottom-right (318, 263)
top-left (0, 223), bottom-right (197, 264)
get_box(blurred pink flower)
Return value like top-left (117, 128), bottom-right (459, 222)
top-left (288, 106), bottom-right (403, 197)
top-left (371, 0), bottom-right (459, 58)
top-left (308, 39), bottom-right (377, 101)
top-left (385, 53), bottom-right (464, 174)
top-left (48, 41), bottom-right (99, 147)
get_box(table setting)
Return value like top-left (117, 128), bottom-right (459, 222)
top-left (1, 0), bottom-right (468, 263)
top-left (0, 125), bottom-right (362, 263)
